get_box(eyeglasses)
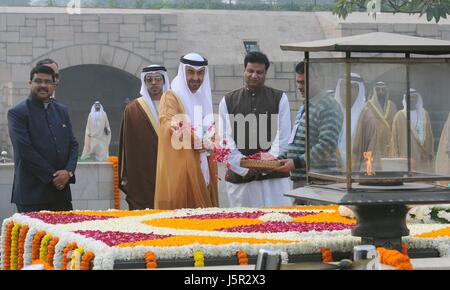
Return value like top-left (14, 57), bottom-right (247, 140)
top-left (145, 76), bottom-right (163, 82)
top-left (32, 79), bottom-right (55, 85)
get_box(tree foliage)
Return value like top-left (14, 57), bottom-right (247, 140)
top-left (333, 0), bottom-right (450, 23)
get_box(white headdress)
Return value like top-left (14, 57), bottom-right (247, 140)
top-left (140, 64), bottom-right (170, 118)
top-left (335, 73), bottom-right (367, 162)
top-left (402, 88), bottom-right (425, 144)
top-left (171, 53), bottom-right (213, 185)
top-left (90, 101), bottom-right (104, 130)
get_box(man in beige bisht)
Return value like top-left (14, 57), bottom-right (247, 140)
top-left (155, 53), bottom-right (218, 210)
top-left (355, 80), bottom-right (395, 171)
top-left (391, 89), bottom-right (434, 172)
top-left (335, 74), bottom-right (391, 172)
top-left (370, 81), bottom-right (397, 128)
top-left (81, 101), bottom-right (111, 161)
top-left (436, 112), bottom-right (450, 185)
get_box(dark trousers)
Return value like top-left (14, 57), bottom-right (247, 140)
top-left (16, 201), bottom-right (73, 213)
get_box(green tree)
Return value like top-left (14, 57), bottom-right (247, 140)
top-left (334, 0), bottom-right (450, 23)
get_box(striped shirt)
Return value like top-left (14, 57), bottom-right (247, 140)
top-left (280, 90), bottom-right (343, 181)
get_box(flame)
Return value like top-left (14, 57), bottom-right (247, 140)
top-left (363, 151), bottom-right (375, 176)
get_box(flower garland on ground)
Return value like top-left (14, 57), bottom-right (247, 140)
top-left (145, 251), bottom-right (157, 269)
top-left (3, 221), bottom-right (14, 270)
top-left (17, 224), bottom-right (29, 270)
top-left (39, 233), bottom-right (52, 261)
top-left (236, 250), bottom-right (248, 265)
top-left (194, 251), bottom-right (205, 267)
top-left (321, 247), bottom-right (333, 263)
top-left (70, 247), bottom-right (84, 270)
top-left (31, 231), bottom-right (46, 262)
top-left (10, 223), bottom-right (21, 270)
top-left (47, 236), bottom-right (59, 268)
top-left (61, 242), bottom-right (78, 270)
top-left (376, 247), bottom-right (413, 270)
top-left (23, 228), bottom-right (37, 266)
top-left (81, 251), bottom-right (95, 270)
top-left (108, 156), bottom-right (120, 210)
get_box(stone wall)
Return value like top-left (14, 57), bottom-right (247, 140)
top-left (0, 12), bottom-right (179, 85)
top-left (0, 9), bottom-right (180, 158)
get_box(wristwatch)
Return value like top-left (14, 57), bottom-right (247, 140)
top-left (68, 171), bottom-right (74, 178)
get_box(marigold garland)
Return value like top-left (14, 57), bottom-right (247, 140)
top-left (117, 234), bottom-right (294, 248)
top-left (376, 247), bottom-right (413, 270)
top-left (194, 251), bottom-right (205, 267)
top-left (39, 234), bottom-right (52, 261)
top-left (81, 251), bottom-right (95, 270)
top-left (17, 224), bottom-right (29, 270)
top-left (145, 251), bottom-right (157, 269)
top-left (415, 227), bottom-right (450, 238)
top-left (401, 243), bottom-right (408, 256)
top-left (61, 242), bottom-right (78, 270)
top-left (10, 223), bottom-right (21, 270)
top-left (293, 212), bottom-right (356, 225)
top-left (47, 236), bottom-right (59, 268)
top-left (321, 247), bottom-right (333, 263)
top-left (31, 231), bottom-right (46, 262)
top-left (143, 217), bottom-right (263, 231)
top-left (32, 259), bottom-right (54, 270)
top-left (3, 221), bottom-right (14, 270)
top-left (108, 156), bottom-right (120, 210)
top-left (236, 250), bottom-right (249, 265)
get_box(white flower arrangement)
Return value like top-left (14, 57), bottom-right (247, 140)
top-left (258, 213), bottom-right (293, 222)
top-left (407, 205), bottom-right (450, 224)
top-left (3, 206), bottom-right (450, 269)
top-left (437, 210), bottom-right (450, 223)
top-left (0, 219), bottom-right (9, 269)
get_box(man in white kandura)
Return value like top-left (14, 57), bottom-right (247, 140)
top-left (81, 101), bottom-right (111, 162)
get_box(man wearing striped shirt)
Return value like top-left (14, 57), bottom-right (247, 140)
top-left (277, 62), bottom-right (343, 189)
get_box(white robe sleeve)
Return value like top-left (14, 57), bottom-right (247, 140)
top-left (268, 93), bottom-right (291, 157)
top-left (218, 97), bottom-right (249, 177)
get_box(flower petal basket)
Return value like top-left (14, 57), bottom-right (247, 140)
top-left (240, 159), bottom-right (282, 170)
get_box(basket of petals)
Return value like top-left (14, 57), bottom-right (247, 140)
top-left (240, 152), bottom-right (281, 170)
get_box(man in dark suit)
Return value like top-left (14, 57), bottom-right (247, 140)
top-left (8, 65), bottom-right (78, 213)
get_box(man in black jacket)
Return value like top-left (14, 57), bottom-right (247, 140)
top-left (8, 65), bottom-right (78, 213)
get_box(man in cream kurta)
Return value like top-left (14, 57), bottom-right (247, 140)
top-left (155, 53), bottom-right (218, 210)
top-left (219, 51), bottom-right (292, 207)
